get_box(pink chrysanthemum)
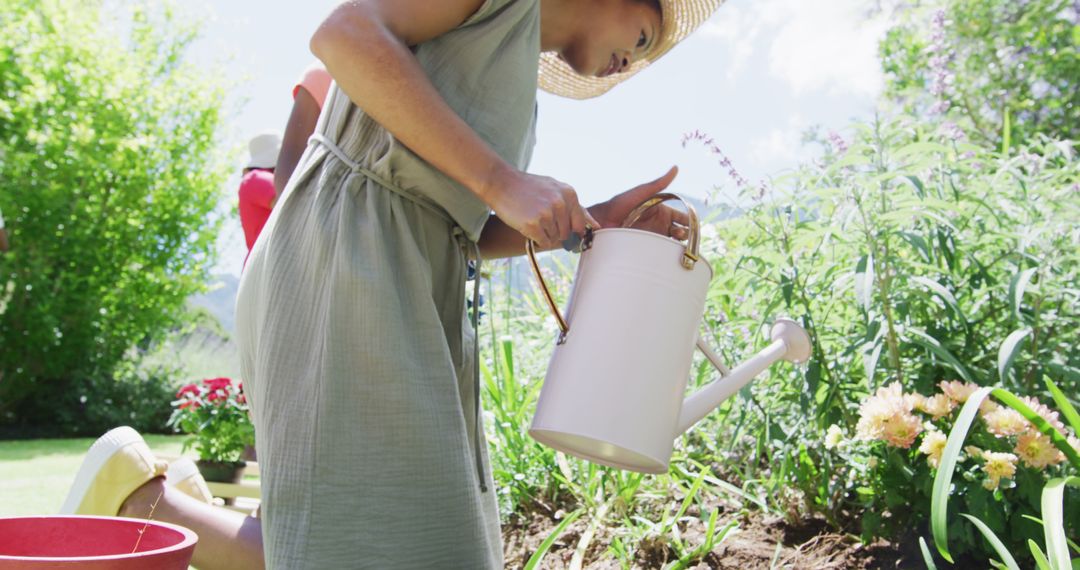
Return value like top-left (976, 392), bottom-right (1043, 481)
top-left (881, 412), bottom-right (923, 449)
top-left (1015, 432), bottom-right (1065, 469)
top-left (918, 430), bottom-right (948, 468)
top-left (1018, 396), bottom-right (1066, 433)
top-left (939, 380), bottom-right (978, 403)
top-left (855, 383), bottom-right (924, 448)
top-left (983, 406), bottom-right (1029, 438)
top-left (917, 394), bottom-right (956, 419)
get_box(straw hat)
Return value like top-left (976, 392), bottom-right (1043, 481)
top-left (539, 0), bottom-right (727, 100)
top-left (245, 131), bottom-right (282, 169)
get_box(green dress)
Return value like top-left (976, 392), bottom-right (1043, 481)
top-left (235, 0), bottom-right (539, 567)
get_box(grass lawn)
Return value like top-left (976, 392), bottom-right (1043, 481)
top-left (0, 434), bottom-right (188, 517)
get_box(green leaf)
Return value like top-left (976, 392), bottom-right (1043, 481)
top-left (1030, 540), bottom-right (1051, 570)
top-left (905, 175), bottom-right (927, 197)
top-left (1046, 363), bottom-right (1080, 384)
top-left (893, 141), bottom-right (951, 160)
top-left (908, 328), bottom-right (975, 383)
top-left (898, 231), bottom-right (932, 262)
top-left (1042, 477), bottom-right (1080, 570)
top-left (855, 254), bottom-right (875, 313)
top-left (1002, 108), bottom-right (1012, 155)
top-left (931, 386), bottom-right (993, 563)
top-left (524, 509), bottom-right (582, 570)
top-left (920, 536), bottom-right (938, 570)
top-left (1010, 268), bottom-right (1037, 321)
top-left (997, 329), bottom-right (1031, 383)
top-left (959, 514), bottom-right (1020, 570)
top-left (864, 341), bottom-right (883, 386)
top-left (911, 276), bottom-right (965, 322)
top-left (1045, 377), bottom-right (1080, 436)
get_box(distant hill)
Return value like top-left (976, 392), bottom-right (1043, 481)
top-left (188, 200), bottom-right (739, 332)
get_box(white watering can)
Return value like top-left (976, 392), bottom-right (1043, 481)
top-left (525, 193), bottom-right (812, 474)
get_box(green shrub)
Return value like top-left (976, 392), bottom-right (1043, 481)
top-left (880, 0), bottom-right (1080, 148)
top-left (0, 0), bottom-right (232, 428)
top-left (41, 361), bottom-right (180, 437)
top-left (683, 116), bottom-right (1079, 560)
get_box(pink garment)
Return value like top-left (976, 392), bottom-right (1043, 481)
top-left (292, 62), bottom-right (332, 109)
top-left (238, 169), bottom-right (275, 252)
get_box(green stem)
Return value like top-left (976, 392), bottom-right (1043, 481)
top-left (1025, 293), bottom-right (1041, 393)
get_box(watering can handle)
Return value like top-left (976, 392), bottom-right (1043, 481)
top-left (525, 238), bottom-right (572, 342)
top-left (525, 193), bottom-right (702, 344)
top-left (621, 193), bottom-right (701, 270)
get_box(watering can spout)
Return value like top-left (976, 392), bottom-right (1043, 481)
top-left (675, 319), bottom-right (812, 436)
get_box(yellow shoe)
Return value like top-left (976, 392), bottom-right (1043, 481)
top-left (58, 426), bottom-right (168, 515)
top-left (165, 457), bottom-right (214, 504)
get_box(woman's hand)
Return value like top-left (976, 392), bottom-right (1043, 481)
top-left (590, 166), bottom-right (690, 240)
top-left (482, 165), bottom-right (599, 250)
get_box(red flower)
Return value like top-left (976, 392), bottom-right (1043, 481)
top-left (176, 383), bottom-right (200, 398)
top-left (203, 377), bottom-right (233, 392)
top-left (179, 399), bottom-right (200, 410)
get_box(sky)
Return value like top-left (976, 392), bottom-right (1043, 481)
top-left (188, 0), bottom-right (893, 278)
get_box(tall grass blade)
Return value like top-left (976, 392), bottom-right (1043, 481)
top-left (524, 509), bottom-right (582, 570)
top-left (768, 542), bottom-right (783, 569)
top-left (569, 500), bottom-right (610, 570)
top-left (672, 469), bottom-right (708, 523)
top-left (919, 536), bottom-right (938, 570)
top-left (997, 328), bottom-right (1030, 383)
top-left (959, 513), bottom-right (1020, 570)
top-left (701, 472), bottom-right (770, 512)
top-left (931, 386), bottom-right (993, 562)
top-left (1029, 540), bottom-right (1052, 570)
top-left (1045, 377), bottom-right (1080, 435)
top-left (668, 513), bottom-right (738, 570)
top-left (933, 385), bottom-right (1080, 564)
top-left (1042, 477), bottom-right (1079, 570)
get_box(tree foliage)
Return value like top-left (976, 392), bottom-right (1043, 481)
top-left (0, 0), bottom-right (232, 431)
top-left (880, 0), bottom-right (1080, 148)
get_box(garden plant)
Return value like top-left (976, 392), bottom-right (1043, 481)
top-left (168, 377), bottom-right (255, 477)
top-left (476, 0), bottom-right (1079, 564)
top-left (0, 0), bottom-right (1075, 567)
top-left (0, 0), bottom-right (232, 435)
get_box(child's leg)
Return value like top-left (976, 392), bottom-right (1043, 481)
top-left (60, 427), bottom-right (264, 570)
top-left (119, 479), bottom-right (264, 570)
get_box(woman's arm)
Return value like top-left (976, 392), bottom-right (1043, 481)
top-left (478, 167), bottom-right (689, 259)
top-left (312, 0), bottom-right (595, 248)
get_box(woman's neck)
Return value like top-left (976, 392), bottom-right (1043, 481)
top-left (539, 0), bottom-right (582, 52)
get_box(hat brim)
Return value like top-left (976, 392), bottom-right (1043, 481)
top-left (539, 0), bottom-right (727, 100)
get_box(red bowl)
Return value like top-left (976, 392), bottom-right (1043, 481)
top-left (0, 515), bottom-right (197, 569)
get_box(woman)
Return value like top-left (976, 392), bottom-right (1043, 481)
top-left (62, 0), bottom-right (725, 567)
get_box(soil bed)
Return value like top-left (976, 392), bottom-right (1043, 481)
top-left (503, 506), bottom-right (925, 569)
